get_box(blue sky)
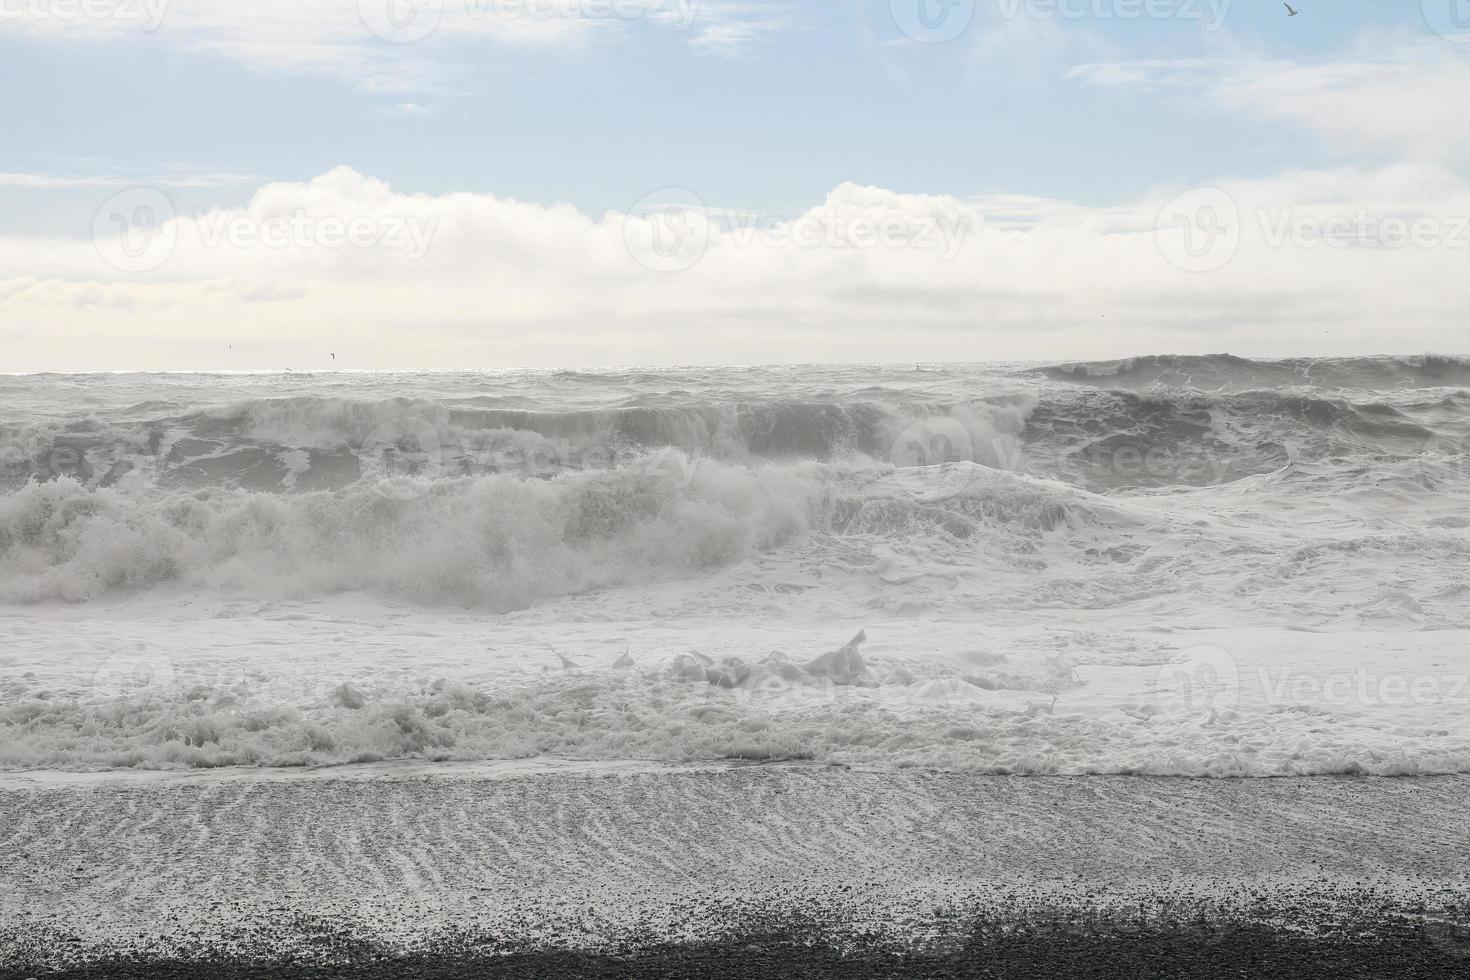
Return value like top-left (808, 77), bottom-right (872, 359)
top-left (3, 1), bottom-right (1470, 369)
top-left (2, 1), bottom-right (1452, 224)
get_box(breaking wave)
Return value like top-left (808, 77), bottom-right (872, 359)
top-left (0, 461), bottom-right (820, 606)
top-left (0, 456), bottom-right (1150, 606)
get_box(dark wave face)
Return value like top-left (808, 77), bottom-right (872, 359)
top-left (1024, 353), bottom-right (1470, 393)
top-left (1023, 388), bottom-right (1465, 489)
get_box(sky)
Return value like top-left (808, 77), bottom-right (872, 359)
top-left (2, 0), bottom-right (1469, 371)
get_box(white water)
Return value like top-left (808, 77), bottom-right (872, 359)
top-left (3, 357), bottom-right (1469, 774)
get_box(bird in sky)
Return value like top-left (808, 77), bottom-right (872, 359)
top-left (1284, 3), bottom-right (1299, 15)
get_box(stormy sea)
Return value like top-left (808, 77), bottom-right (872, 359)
top-left (3, 354), bottom-right (1469, 977)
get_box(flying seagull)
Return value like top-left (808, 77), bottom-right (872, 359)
top-left (1283, 2), bottom-right (1299, 15)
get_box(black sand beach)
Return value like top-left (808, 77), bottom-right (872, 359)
top-left (8, 924), bottom-right (1470, 979)
top-left (3, 766), bottom-right (1467, 977)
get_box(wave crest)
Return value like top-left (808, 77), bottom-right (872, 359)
top-left (0, 462), bottom-right (818, 606)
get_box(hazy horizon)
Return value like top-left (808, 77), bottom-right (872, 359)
top-left (4, 351), bottom-right (1470, 377)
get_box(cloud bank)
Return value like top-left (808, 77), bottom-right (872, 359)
top-left (2, 164), bottom-right (1468, 370)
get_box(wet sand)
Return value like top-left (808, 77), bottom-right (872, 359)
top-left (2, 765), bottom-right (1468, 977)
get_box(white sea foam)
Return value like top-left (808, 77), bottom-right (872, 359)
top-left (3, 597), bottom-right (1468, 775)
top-left (0, 459), bottom-right (820, 606)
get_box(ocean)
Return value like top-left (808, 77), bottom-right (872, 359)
top-left (3, 354), bottom-right (1469, 776)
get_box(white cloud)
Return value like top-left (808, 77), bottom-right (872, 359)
top-left (686, 2), bottom-right (800, 55)
top-left (0, 0), bottom-right (795, 87)
top-left (0, 170), bottom-right (256, 189)
top-left (1067, 41), bottom-right (1470, 161)
top-left (2, 165), bottom-right (1468, 370)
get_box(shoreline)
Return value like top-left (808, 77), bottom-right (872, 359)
top-left (4, 768), bottom-right (1468, 975)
